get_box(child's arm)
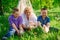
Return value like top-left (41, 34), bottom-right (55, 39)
top-left (19, 24), bottom-right (24, 35)
top-left (43, 23), bottom-right (50, 27)
top-left (8, 17), bottom-right (19, 34)
top-left (43, 18), bottom-right (50, 27)
top-left (46, 23), bottom-right (50, 27)
top-left (12, 23), bottom-right (19, 34)
top-left (46, 18), bottom-right (50, 27)
top-left (19, 24), bottom-right (23, 30)
top-left (18, 17), bottom-right (24, 34)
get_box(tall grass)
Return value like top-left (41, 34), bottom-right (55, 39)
top-left (0, 12), bottom-right (60, 40)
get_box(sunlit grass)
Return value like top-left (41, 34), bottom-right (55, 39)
top-left (0, 12), bottom-right (60, 40)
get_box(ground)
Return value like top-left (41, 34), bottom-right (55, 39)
top-left (0, 12), bottom-right (60, 40)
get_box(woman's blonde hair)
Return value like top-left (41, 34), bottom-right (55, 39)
top-left (24, 7), bottom-right (32, 12)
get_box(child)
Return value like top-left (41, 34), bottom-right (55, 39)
top-left (37, 8), bottom-right (50, 33)
top-left (21, 7), bottom-right (37, 30)
top-left (2, 8), bottom-right (23, 40)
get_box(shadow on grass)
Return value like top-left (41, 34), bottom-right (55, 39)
top-left (49, 27), bottom-right (59, 33)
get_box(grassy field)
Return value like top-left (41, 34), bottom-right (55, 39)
top-left (0, 12), bottom-right (60, 40)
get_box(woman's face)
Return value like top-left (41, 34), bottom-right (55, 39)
top-left (25, 9), bottom-right (31, 17)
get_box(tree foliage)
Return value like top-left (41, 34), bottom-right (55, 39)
top-left (1, 0), bottom-right (60, 13)
top-left (2, 0), bottom-right (18, 13)
top-left (31, 0), bottom-right (60, 10)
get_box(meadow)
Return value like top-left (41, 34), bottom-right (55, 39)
top-left (0, 12), bottom-right (60, 40)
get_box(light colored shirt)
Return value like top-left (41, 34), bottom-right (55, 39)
top-left (21, 13), bottom-right (37, 27)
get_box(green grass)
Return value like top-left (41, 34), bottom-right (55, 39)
top-left (0, 12), bottom-right (60, 40)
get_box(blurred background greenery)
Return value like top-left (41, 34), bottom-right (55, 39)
top-left (0, 0), bottom-right (60, 14)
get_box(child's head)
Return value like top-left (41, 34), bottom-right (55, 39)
top-left (24, 7), bottom-right (32, 17)
top-left (41, 8), bottom-right (48, 17)
top-left (12, 8), bottom-right (19, 18)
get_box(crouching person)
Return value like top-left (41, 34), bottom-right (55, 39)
top-left (37, 8), bottom-right (50, 33)
top-left (21, 7), bottom-right (37, 31)
top-left (2, 8), bottom-right (23, 40)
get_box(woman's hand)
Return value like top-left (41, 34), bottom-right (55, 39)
top-left (29, 21), bottom-right (35, 26)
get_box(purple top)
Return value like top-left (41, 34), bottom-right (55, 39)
top-left (8, 15), bottom-right (23, 28)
